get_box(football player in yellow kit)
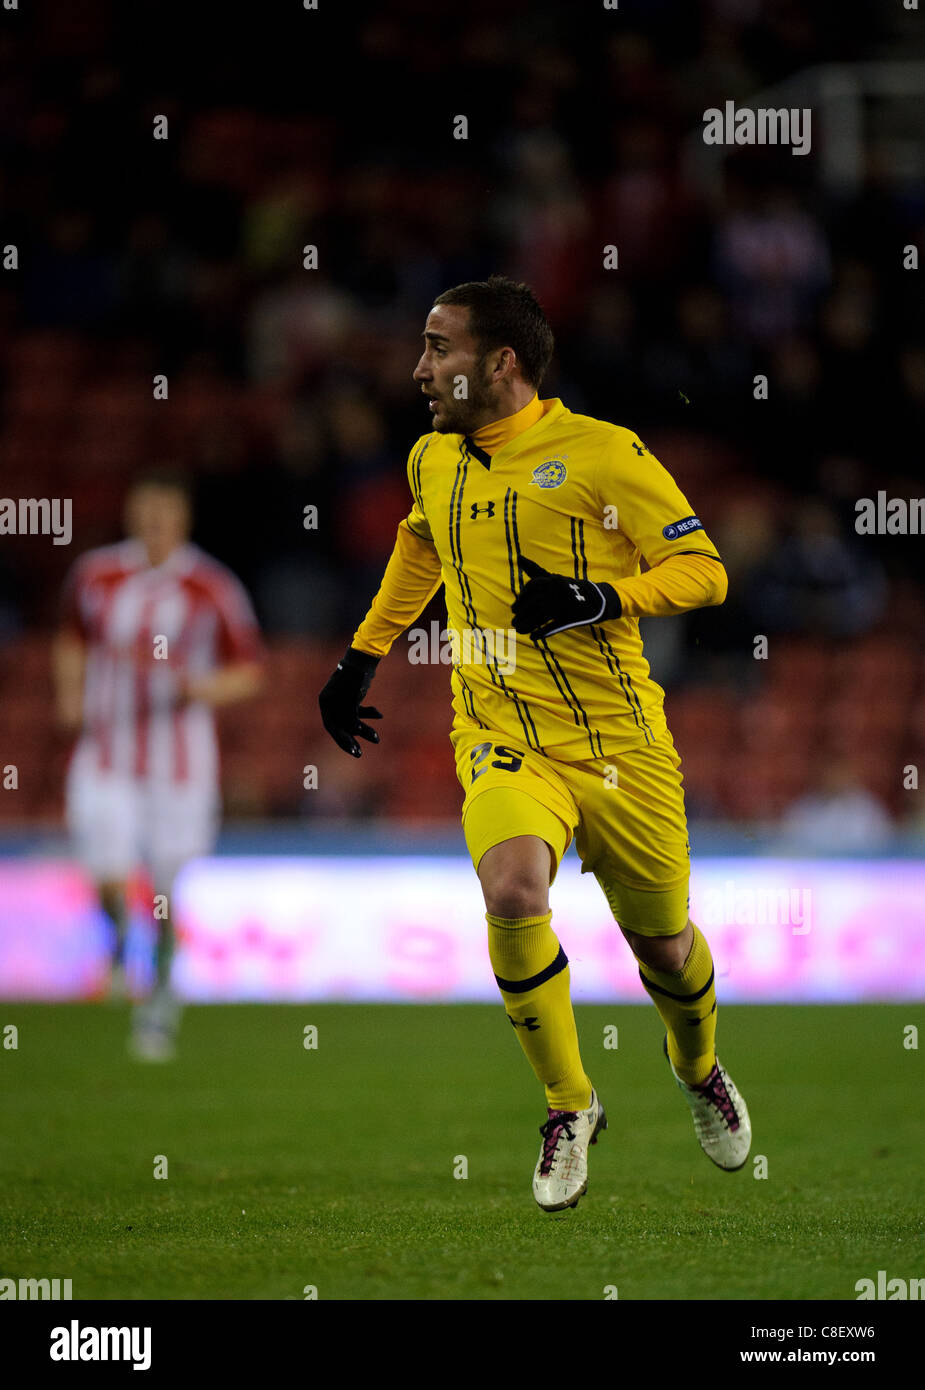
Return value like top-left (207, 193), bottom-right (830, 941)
top-left (320, 277), bottom-right (751, 1211)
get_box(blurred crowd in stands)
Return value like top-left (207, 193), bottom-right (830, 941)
top-left (0, 0), bottom-right (922, 833)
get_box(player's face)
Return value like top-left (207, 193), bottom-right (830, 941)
top-left (125, 486), bottom-right (191, 564)
top-left (412, 304), bottom-right (499, 435)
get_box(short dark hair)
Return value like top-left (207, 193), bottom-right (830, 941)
top-left (433, 275), bottom-right (554, 389)
top-left (128, 466), bottom-right (194, 504)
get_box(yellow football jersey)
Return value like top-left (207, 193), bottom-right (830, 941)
top-left (372, 397), bottom-right (722, 761)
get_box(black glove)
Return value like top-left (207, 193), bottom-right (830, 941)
top-left (319, 647), bottom-right (382, 757)
top-left (512, 555), bottom-right (621, 640)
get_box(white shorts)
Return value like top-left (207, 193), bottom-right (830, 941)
top-left (65, 745), bottom-right (220, 887)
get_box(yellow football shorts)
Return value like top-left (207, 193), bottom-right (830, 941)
top-left (450, 720), bottom-right (691, 937)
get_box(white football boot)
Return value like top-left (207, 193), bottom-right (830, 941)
top-left (664, 1037), bottom-right (751, 1171)
top-left (129, 989), bottom-right (180, 1062)
top-left (532, 1088), bottom-right (607, 1212)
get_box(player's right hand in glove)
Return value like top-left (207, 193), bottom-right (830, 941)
top-left (318, 647), bottom-right (382, 757)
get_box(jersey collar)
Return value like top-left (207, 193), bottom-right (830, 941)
top-left (463, 397), bottom-right (565, 470)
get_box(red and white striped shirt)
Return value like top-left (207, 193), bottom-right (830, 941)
top-left (62, 540), bottom-right (262, 786)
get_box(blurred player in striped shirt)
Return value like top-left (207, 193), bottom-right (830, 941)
top-left (53, 470), bottom-right (263, 1059)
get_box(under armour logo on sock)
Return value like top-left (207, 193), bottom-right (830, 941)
top-left (686, 1001), bottom-right (717, 1025)
top-left (508, 1015), bottom-right (541, 1031)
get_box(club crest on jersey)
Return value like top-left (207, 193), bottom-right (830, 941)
top-left (662, 515), bottom-right (704, 540)
top-left (530, 458), bottom-right (567, 489)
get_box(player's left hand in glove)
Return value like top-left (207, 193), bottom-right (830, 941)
top-left (319, 646), bottom-right (382, 757)
top-left (512, 555), bottom-right (621, 640)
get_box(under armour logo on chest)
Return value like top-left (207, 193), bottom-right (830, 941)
top-left (470, 501), bottom-right (496, 520)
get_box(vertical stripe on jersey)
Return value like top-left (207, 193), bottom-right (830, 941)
top-left (450, 444), bottom-right (540, 751)
top-left (457, 670), bottom-right (486, 727)
top-left (454, 444), bottom-right (540, 750)
top-left (573, 517), bottom-right (653, 744)
top-left (411, 436), bottom-right (431, 510)
top-left (509, 493), bottom-right (601, 758)
top-left (133, 593), bottom-right (159, 777)
top-left (170, 590), bottom-right (203, 784)
top-left (95, 581), bottom-right (125, 773)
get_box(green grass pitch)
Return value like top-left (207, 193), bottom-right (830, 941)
top-left (1, 1003), bottom-right (923, 1300)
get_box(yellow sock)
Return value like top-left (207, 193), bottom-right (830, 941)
top-left (486, 910), bottom-right (592, 1112)
top-left (636, 923), bottom-right (717, 1086)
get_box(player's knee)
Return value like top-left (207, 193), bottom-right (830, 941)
top-left (482, 876), bottom-right (549, 921)
top-left (478, 835), bottom-right (552, 920)
top-left (625, 918), bottom-right (692, 972)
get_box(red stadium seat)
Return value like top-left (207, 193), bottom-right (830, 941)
top-left (385, 737), bottom-right (462, 820)
top-left (829, 639), bottom-right (916, 697)
top-left (766, 641), bottom-right (829, 696)
top-left (717, 750), bottom-right (809, 820)
top-left (738, 693), bottom-right (812, 751)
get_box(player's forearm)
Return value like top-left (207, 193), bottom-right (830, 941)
top-left (352, 519), bottom-right (444, 659)
top-left (52, 632), bottom-right (86, 729)
top-left (611, 553), bottom-right (728, 619)
top-left (183, 661), bottom-right (264, 707)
